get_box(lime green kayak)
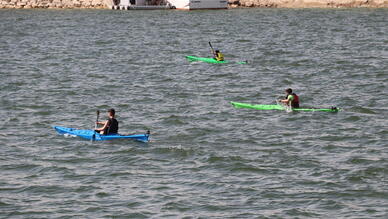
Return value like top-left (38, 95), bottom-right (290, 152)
top-left (231, 102), bottom-right (339, 112)
top-left (186, 56), bottom-right (247, 64)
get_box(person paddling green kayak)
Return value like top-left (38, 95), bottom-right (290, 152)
top-left (185, 41), bottom-right (247, 64)
top-left (279, 88), bottom-right (300, 108)
top-left (213, 50), bottom-right (224, 61)
top-left (231, 88), bottom-right (339, 113)
top-left (209, 42), bottom-right (224, 61)
top-left (95, 108), bottom-right (119, 135)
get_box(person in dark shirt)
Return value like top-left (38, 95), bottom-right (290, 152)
top-left (95, 108), bottom-right (119, 135)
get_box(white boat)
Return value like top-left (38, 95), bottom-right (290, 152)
top-left (107, 0), bottom-right (228, 10)
top-left (168, 0), bottom-right (228, 10)
top-left (109, 0), bottom-right (173, 10)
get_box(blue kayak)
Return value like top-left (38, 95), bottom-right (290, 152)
top-left (54, 126), bottom-right (150, 142)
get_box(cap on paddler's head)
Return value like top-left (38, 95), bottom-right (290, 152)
top-left (215, 50), bottom-right (220, 53)
top-left (285, 88), bottom-right (293, 94)
top-left (108, 108), bottom-right (115, 115)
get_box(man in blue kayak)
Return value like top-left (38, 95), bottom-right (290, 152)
top-left (279, 88), bottom-right (300, 108)
top-left (213, 50), bottom-right (224, 61)
top-left (95, 108), bottom-right (119, 135)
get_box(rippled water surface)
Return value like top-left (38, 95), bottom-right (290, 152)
top-left (1, 8), bottom-right (387, 218)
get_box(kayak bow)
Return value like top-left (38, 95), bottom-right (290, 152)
top-left (54, 126), bottom-right (150, 142)
top-left (186, 56), bottom-right (247, 64)
top-left (230, 102), bottom-right (339, 112)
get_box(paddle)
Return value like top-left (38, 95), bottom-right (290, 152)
top-left (95, 110), bottom-right (100, 130)
top-left (91, 110), bottom-right (100, 141)
top-left (209, 42), bottom-right (215, 57)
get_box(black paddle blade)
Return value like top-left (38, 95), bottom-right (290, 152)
top-left (209, 42), bottom-right (213, 49)
top-left (96, 110), bottom-right (100, 116)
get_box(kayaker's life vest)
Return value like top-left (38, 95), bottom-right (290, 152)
top-left (286, 93), bottom-right (300, 108)
top-left (104, 118), bottom-right (119, 135)
top-left (215, 52), bottom-right (224, 61)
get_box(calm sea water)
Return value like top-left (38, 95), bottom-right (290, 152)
top-left (0, 8), bottom-right (387, 218)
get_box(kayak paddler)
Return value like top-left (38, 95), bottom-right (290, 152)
top-left (95, 108), bottom-right (119, 135)
top-left (213, 50), bottom-right (224, 61)
top-left (279, 88), bottom-right (300, 108)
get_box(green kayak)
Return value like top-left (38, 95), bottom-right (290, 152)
top-left (231, 102), bottom-right (339, 112)
top-left (186, 56), bottom-right (247, 64)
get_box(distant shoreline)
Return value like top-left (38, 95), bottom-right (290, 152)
top-left (1, 0), bottom-right (387, 9)
top-left (230, 0), bottom-right (388, 8)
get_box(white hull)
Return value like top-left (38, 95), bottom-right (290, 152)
top-left (113, 0), bottom-right (173, 10)
top-left (168, 0), bottom-right (227, 10)
top-left (113, 5), bottom-right (172, 9)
